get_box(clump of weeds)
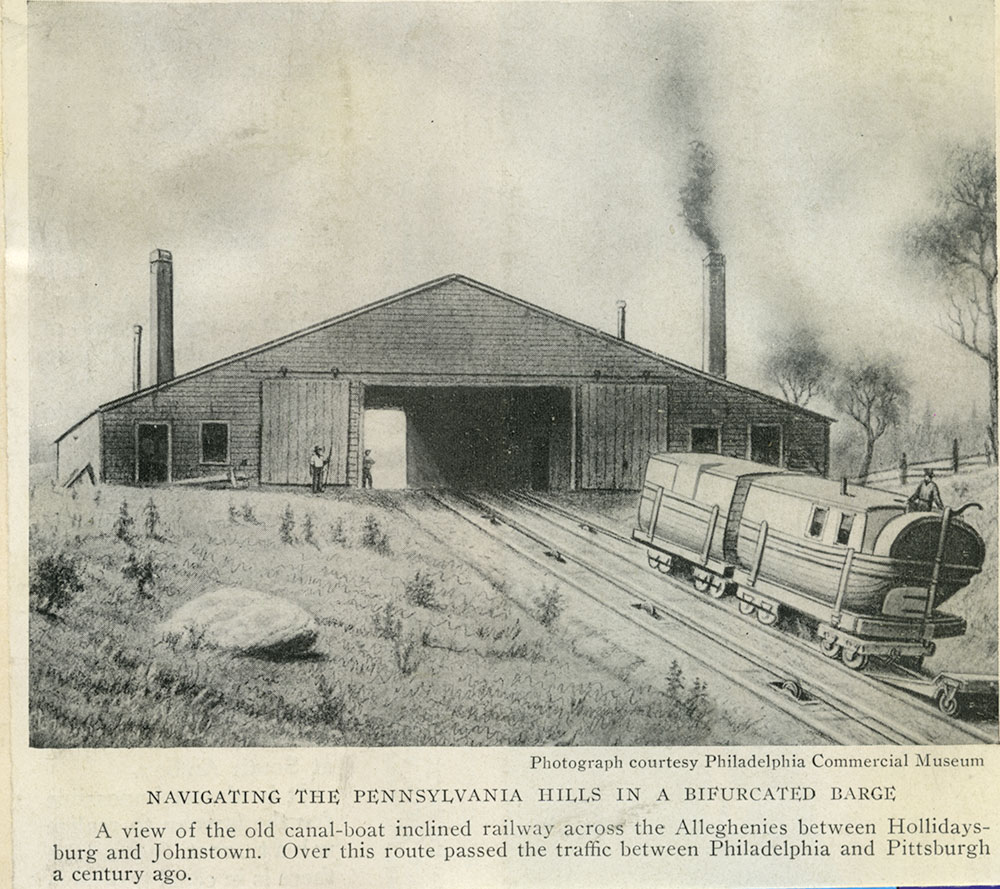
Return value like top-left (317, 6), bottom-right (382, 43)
top-left (534, 585), bottom-right (564, 627)
top-left (114, 501), bottom-right (136, 546)
top-left (361, 514), bottom-right (390, 555)
top-left (279, 505), bottom-right (296, 544)
top-left (30, 551), bottom-right (85, 617)
top-left (404, 570), bottom-right (439, 609)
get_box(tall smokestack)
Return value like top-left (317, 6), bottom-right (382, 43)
top-left (702, 252), bottom-right (726, 378)
top-left (616, 300), bottom-right (627, 340)
top-left (149, 249), bottom-right (174, 385)
top-left (132, 325), bottom-right (143, 392)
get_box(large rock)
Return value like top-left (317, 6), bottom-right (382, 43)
top-left (162, 587), bottom-right (318, 657)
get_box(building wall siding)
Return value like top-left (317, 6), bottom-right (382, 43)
top-left (95, 279), bottom-right (831, 486)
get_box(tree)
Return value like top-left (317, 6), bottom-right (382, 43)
top-left (833, 357), bottom-right (910, 480)
top-left (763, 326), bottom-right (832, 407)
top-left (907, 143), bottom-right (997, 453)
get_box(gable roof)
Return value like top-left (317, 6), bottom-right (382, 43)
top-left (56, 273), bottom-right (832, 439)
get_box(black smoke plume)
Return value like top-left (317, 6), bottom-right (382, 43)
top-left (679, 140), bottom-right (720, 252)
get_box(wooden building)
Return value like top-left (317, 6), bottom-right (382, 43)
top-left (56, 258), bottom-right (832, 490)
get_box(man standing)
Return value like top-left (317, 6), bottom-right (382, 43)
top-left (362, 449), bottom-right (375, 489)
top-left (908, 468), bottom-right (944, 511)
top-left (310, 445), bottom-right (330, 494)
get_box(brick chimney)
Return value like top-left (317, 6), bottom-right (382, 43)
top-left (149, 249), bottom-right (174, 385)
top-left (702, 252), bottom-right (726, 378)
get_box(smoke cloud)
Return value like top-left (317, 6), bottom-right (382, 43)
top-left (679, 140), bottom-right (720, 252)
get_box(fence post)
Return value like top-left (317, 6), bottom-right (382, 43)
top-left (952, 438), bottom-right (960, 473)
top-left (898, 452), bottom-right (907, 488)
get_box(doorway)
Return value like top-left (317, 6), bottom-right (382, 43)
top-left (362, 409), bottom-right (407, 489)
top-left (136, 423), bottom-right (170, 483)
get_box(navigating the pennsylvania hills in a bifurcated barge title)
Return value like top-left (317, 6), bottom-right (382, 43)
top-left (29, 5), bottom-right (998, 750)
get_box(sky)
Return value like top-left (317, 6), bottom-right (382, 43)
top-left (25, 0), bottom-right (996, 455)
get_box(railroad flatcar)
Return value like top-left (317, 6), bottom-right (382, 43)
top-left (632, 453), bottom-right (985, 670)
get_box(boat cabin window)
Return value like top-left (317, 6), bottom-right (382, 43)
top-left (807, 506), bottom-right (828, 539)
top-left (836, 513), bottom-right (855, 545)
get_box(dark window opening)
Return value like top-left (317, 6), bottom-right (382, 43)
top-left (691, 427), bottom-right (720, 454)
top-left (201, 422), bottom-right (229, 464)
top-left (808, 505), bottom-right (828, 539)
top-left (750, 424), bottom-right (782, 465)
top-left (837, 513), bottom-right (855, 545)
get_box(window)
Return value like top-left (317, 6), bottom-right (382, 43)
top-left (690, 427), bottom-right (720, 454)
top-left (200, 422), bottom-right (230, 464)
top-left (836, 513), bottom-right (855, 546)
top-left (749, 424), bottom-right (782, 465)
top-left (807, 505), bottom-right (828, 539)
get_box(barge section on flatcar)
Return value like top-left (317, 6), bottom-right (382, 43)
top-left (632, 454), bottom-right (986, 672)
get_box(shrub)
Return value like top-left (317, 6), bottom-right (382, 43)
top-left (314, 676), bottom-right (348, 729)
top-left (228, 503), bottom-right (240, 523)
top-left (303, 514), bottom-right (317, 547)
top-left (404, 571), bottom-right (438, 609)
top-left (535, 585), bottom-right (564, 627)
top-left (241, 502), bottom-right (261, 525)
top-left (394, 635), bottom-right (420, 675)
top-left (361, 514), bottom-right (390, 554)
top-left (122, 551), bottom-right (157, 598)
top-left (279, 505), bottom-right (296, 544)
top-left (666, 659), bottom-right (684, 698)
top-left (328, 519), bottom-right (347, 545)
top-left (144, 498), bottom-right (162, 539)
top-left (373, 602), bottom-right (404, 641)
top-left (114, 501), bottom-right (136, 546)
top-left (30, 552), bottom-right (84, 616)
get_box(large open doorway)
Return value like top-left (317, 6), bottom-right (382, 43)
top-left (362, 409), bottom-right (407, 489)
top-left (364, 386), bottom-right (571, 489)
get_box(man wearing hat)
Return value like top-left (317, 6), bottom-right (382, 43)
top-left (908, 468), bottom-right (944, 512)
top-left (309, 445), bottom-right (330, 494)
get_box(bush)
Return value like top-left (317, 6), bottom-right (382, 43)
top-left (122, 551), bottom-right (157, 598)
top-left (535, 585), bottom-right (564, 627)
top-left (404, 571), bottom-right (438, 609)
top-left (361, 514), bottom-right (389, 554)
top-left (228, 503), bottom-right (240, 523)
top-left (30, 552), bottom-right (84, 616)
top-left (666, 659), bottom-right (684, 698)
top-left (144, 498), bottom-right (162, 539)
top-left (373, 602), bottom-right (404, 641)
top-left (114, 501), bottom-right (136, 546)
top-left (241, 502), bottom-right (261, 525)
top-left (303, 514), bottom-right (317, 547)
top-left (313, 676), bottom-right (348, 729)
top-left (279, 505), bottom-right (296, 544)
top-left (327, 519), bottom-right (347, 545)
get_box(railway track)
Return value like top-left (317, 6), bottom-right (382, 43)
top-left (413, 488), bottom-right (993, 746)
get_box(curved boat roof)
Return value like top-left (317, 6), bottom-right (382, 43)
top-left (650, 452), bottom-right (907, 511)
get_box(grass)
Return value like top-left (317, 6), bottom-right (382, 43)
top-left (29, 482), bottom-right (739, 748)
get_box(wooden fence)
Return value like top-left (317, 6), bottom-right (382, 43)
top-left (850, 438), bottom-right (994, 488)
